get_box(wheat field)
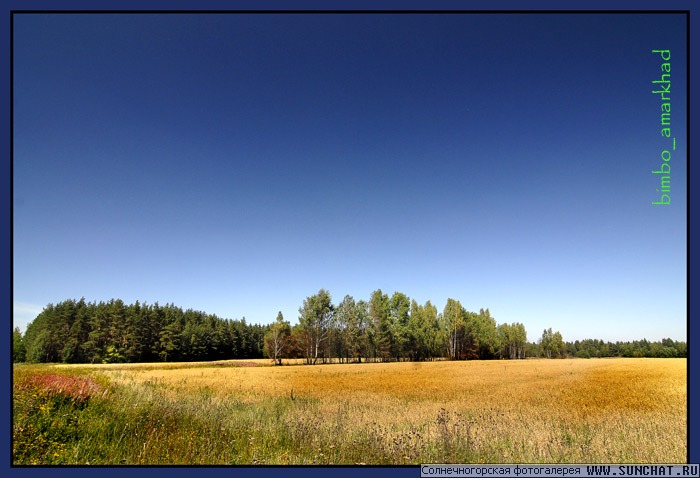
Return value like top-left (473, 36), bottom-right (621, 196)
top-left (17, 358), bottom-right (685, 465)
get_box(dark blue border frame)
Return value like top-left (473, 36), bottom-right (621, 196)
top-left (2, 1), bottom-right (696, 477)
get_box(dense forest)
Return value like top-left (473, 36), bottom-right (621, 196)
top-left (16, 298), bottom-right (266, 364)
top-left (13, 290), bottom-right (687, 364)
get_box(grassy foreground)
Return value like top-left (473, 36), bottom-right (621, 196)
top-left (13, 358), bottom-right (686, 465)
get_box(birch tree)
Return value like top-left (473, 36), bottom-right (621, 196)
top-left (264, 311), bottom-right (291, 365)
top-left (298, 289), bottom-right (334, 365)
top-left (442, 298), bottom-right (464, 360)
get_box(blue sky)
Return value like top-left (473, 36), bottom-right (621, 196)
top-left (13, 13), bottom-right (687, 342)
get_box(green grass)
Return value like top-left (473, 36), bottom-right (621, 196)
top-left (13, 364), bottom-right (485, 465)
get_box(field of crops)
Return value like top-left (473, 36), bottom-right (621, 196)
top-left (13, 358), bottom-right (686, 465)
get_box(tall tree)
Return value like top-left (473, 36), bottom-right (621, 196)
top-left (551, 330), bottom-right (565, 358)
top-left (264, 311), bottom-right (291, 365)
top-left (540, 328), bottom-right (564, 358)
top-left (498, 323), bottom-right (512, 359)
top-left (407, 300), bottom-right (440, 361)
top-left (388, 292), bottom-right (411, 361)
top-left (369, 289), bottom-right (391, 361)
top-left (298, 289), bottom-right (334, 365)
top-left (513, 323), bottom-right (527, 359)
top-left (333, 295), bottom-right (357, 363)
top-left (408, 300), bottom-right (424, 361)
top-left (540, 328), bottom-right (553, 358)
top-left (353, 300), bottom-right (370, 362)
top-left (422, 300), bottom-right (442, 360)
top-left (465, 308), bottom-right (499, 359)
top-left (442, 298), bottom-right (464, 360)
top-left (498, 322), bottom-right (528, 359)
top-left (63, 298), bottom-right (90, 363)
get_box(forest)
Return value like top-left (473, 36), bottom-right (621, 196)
top-left (16, 298), bottom-right (267, 364)
top-left (14, 289), bottom-right (687, 364)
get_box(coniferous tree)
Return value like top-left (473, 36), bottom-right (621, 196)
top-left (369, 289), bottom-right (391, 362)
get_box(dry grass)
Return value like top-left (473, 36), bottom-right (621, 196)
top-left (56, 358), bottom-right (272, 371)
top-left (71, 357), bottom-right (686, 464)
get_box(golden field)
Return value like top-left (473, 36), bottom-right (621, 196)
top-left (49, 357), bottom-right (686, 464)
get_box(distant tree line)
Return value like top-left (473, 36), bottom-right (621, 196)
top-left (564, 337), bottom-right (686, 358)
top-left (13, 293), bottom-right (686, 364)
top-left (16, 298), bottom-right (265, 364)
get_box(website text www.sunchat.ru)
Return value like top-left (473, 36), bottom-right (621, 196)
top-left (421, 464), bottom-right (699, 477)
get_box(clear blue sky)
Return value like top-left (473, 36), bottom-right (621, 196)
top-left (13, 13), bottom-right (687, 342)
